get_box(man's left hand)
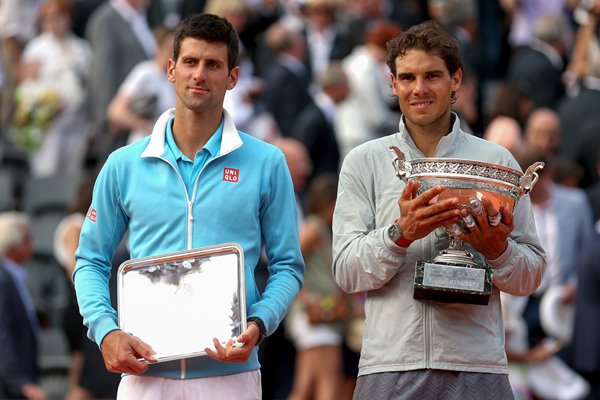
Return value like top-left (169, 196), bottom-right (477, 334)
top-left (459, 196), bottom-right (513, 260)
top-left (204, 321), bottom-right (260, 362)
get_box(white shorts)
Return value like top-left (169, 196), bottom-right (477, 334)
top-left (117, 370), bottom-right (261, 400)
top-left (287, 310), bottom-right (342, 350)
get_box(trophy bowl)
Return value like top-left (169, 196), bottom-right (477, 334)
top-left (389, 146), bottom-right (544, 305)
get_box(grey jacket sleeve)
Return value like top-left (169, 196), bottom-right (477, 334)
top-left (332, 149), bottom-right (410, 293)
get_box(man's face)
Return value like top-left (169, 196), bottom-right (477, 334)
top-left (526, 114), bottom-right (560, 154)
top-left (390, 49), bottom-right (461, 131)
top-left (167, 38), bottom-right (238, 113)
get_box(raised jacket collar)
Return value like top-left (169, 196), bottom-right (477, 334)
top-left (397, 112), bottom-right (462, 159)
top-left (141, 108), bottom-right (243, 159)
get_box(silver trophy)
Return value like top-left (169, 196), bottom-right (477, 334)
top-left (389, 146), bottom-right (544, 305)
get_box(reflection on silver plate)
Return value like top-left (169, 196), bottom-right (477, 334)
top-left (117, 243), bottom-right (246, 363)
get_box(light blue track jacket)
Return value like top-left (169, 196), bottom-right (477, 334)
top-left (73, 109), bottom-right (304, 379)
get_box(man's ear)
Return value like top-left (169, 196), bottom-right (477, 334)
top-left (167, 58), bottom-right (176, 83)
top-left (390, 73), bottom-right (398, 97)
top-left (451, 68), bottom-right (463, 92)
top-left (227, 66), bottom-right (240, 90)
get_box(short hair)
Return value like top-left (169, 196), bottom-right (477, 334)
top-left (315, 61), bottom-right (346, 90)
top-left (513, 146), bottom-right (551, 180)
top-left (173, 13), bottom-right (239, 71)
top-left (364, 20), bottom-right (402, 49)
top-left (532, 14), bottom-right (567, 45)
top-left (39, 0), bottom-right (73, 23)
top-left (264, 21), bottom-right (301, 54)
top-left (0, 212), bottom-right (29, 256)
top-left (386, 20), bottom-right (463, 77)
top-left (305, 173), bottom-right (338, 215)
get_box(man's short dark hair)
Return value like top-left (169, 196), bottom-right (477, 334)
top-left (173, 13), bottom-right (239, 71)
top-left (386, 20), bottom-right (463, 77)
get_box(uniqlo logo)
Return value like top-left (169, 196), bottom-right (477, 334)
top-left (223, 168), bottom-right (239, 183)
top-left (86, 207), bottom-right (97, 222)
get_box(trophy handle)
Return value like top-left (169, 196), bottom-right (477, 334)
top-left (518, 161), bottom-right (545, 197)
top-left (389, 145), bottom-right (411, 181)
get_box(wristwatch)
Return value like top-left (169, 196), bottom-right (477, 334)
top-left (388, 222), bottom-right (413, 247)
top-left (247, 316), bottom-right (267, 346)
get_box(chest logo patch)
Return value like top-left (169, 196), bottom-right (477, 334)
top-left (86, 207), bottom-right (97, 222)
top-left (223, 168), bottom-right (239, 183)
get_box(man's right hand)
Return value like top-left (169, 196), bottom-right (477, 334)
top-left (21, 383), bottom-right (47, 400)
top-left (397, 180), bottom-right (461, 241)
top-left (100, 330), bottom-right (157, 375)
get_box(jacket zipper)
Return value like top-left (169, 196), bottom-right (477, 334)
top-left (157, 144), bottom-right (240, 379)
top-left (424, 235), bottom-right (433, 368)
top-left (158, 157), bottom-right (191, 378)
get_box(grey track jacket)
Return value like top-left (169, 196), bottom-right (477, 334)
top-left (332, 115), bottom-right (546, 376)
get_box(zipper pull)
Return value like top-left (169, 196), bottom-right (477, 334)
top-left (188, 201), bottom-right (194, 221)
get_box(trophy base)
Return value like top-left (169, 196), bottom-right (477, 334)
top-left (413, 260), bottom-right (493, 306)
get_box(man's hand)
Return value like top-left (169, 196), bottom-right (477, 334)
top-left (397, 180), bottom-right (461, 241)
top-left (204, 322), bottom-right (260, 362)
top-left (100, 330), bottom-right (157, 375)
top-left (459, 196), bottom-right (513, 260)
top-left (21, 383), bottom-right (47, 400)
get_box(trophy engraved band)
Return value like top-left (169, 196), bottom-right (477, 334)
top-left (389, 146), bottom-right (544, 305)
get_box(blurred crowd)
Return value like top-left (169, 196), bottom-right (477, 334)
top-left (0, 0), bottom-right (600, 399)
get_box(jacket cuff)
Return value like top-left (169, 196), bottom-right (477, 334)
top-left (382, 227), bottom-right (409, 254)
top-left (92, 316), bottom-right (120, 348)
top-left (486, 240), bottom-right (514, 267)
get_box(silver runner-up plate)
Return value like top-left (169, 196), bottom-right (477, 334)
top-left (117, 243), bottom-right (246, 363)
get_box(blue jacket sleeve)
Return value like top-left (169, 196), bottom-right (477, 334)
top-left (73, 157), bottom-right (129, 346)
top-left (247, 151), bottom-right (304, 336)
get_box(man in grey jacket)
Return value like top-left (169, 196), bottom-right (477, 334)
top-left (332, 21), bottom-right (546, 399)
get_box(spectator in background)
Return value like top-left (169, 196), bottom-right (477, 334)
top-left (439, 0), bottom-right (481, 84)
top-left (487, 81), bottom-right (534, 129)
top-left (522, 108), bottom-right (585, 186)
top-left (438, 0), bottom-right (484, 134)
top-left (206, 0), bottom-right (280, 141)
top-left (292, 62), bottom-right (348, 185)
top-left (513, 148), bottom-right (595, 351)
top-left (500, 0), bottom-right (572, 49)
top-left (557, 8), bottom-right (600, 168)
top-left (270, 137), bottom-right (313, 226)
top-left (336, 20), bottom-right (402, 159)
top-left (337, 0), bottom-right (389, 52)
top-left (53, 173), bottom-right (93, 400)
top-left (107, 25), bottom-right (175, 145)
top-left (505, 13), bottom-right (569, 110)
top-left (523, 108), bottom-right (561, 155)
top-left (571, 194), bottom-right (600, 400)
top-left (85, 0), bottom-right (156, 165)
top-left (0, 212), bottom-right (46, 400)
top-left (261, 20), bottom-right (312, 137)
top-left (287, 173), bottom-right (356, 400)
top-left (17, 0), bottom-right (92, 177)
top-left (451, 66), bottom-right (480, 134)
top-left (0, 0), bottom-right (42, 128)
top-left (504, 147), bottom-right (595, 399)
top-left (53, 171), bottom-right (122, 400)
top-left (257, 136), bottom-right (312, 400)
top-left (483, 115), bottom-right (523, 155)
top-left (299, 0), bottom-right (354, 78)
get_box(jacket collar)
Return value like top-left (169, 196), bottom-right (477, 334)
top-left (397, 112), bottom-right (462, 158)
top-left (141, 108), bottom-right (243, 159)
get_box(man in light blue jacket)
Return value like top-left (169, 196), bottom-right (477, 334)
top-left (73, 13), bottom-right (304, 399)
